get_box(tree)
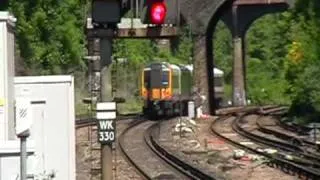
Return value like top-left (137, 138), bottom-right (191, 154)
top-left (9, 0), bottom-right (87, 74)
top-left (284, 0), bottom-right (320, 123)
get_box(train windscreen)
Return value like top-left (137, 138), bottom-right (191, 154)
top-left (144, 70), bottom-right (150, 88)
top-left (162, 71), bottom-right (169, 87)
top-left (144, 69), bottom-right (169, 89)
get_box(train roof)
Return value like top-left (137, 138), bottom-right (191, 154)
top-left (143, 62), bottom-right (171, 70)
top-left (143, 62), bottom-right (224, 76)
top-left (184, 65), bottom-right (224, 75)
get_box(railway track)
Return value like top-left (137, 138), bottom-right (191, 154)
top-left (118, 117), bottom-right (216, 180)
top-left (257, 107), bottom-right (319, 149)
top-left (76, 105), bottom-right (319, 179)
top-left (256, 117), bottom-right (320, 152)
top-left (234, 115), bottom-right (320, 168)
top-left (211, 107), bottom-right (320, 179)
top-left (75, 113), bottom-right (142, 129)
top-left (278, 121), bottom-right (313, 135)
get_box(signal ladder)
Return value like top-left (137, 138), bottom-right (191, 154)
top-left (111, 61), bottom-right (118, 97)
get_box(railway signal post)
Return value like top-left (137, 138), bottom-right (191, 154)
top-left (96, 102), bottom-right (116, 144)
top-left (96, 102), bottom-right (116, 180)
top-left (91, 0), bottom-right (121, 179)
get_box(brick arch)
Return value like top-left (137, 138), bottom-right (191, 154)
top-left (180, 0), bottom-right (295, 114)
top-left (179, 0), bottom-right (235, 35)
top-left (205, 0), bottom-right (236, 114)
top-left (220, 3), bottom-right (289, 37)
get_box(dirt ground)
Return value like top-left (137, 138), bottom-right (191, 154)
top-left (76, 116), bottom-right (299, 180)
top-left (76, 119), bottom-right (141, 180)
top-left (157, 116), bottom-right (298, 180)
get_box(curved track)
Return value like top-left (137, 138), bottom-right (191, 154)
top-left (211, 108), bottom-right (320, 179)
top-left (118, 118), bottom-right (216, 180)
top-left (234, 115), bottom-right (320, 168)
top-left (256, 117), bottom-right (320, 152)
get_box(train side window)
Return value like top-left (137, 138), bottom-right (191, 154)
top-left (214, 77), bottom-right (223, 86)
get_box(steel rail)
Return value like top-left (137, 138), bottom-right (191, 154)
top-left (211, 114), bottom-right (320, 179)
top-left (235, 115), bottom-right (320, 167)
top-left (118, 118), bottom-right (152, 180)
top-left (145, 122), bottom-right (217, 180)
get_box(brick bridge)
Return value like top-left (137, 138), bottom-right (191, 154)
top-left (178, 0), bottom-right (295, 114)
top-left (87, 0), bottom-right (296, 116)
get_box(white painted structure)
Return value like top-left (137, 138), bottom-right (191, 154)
top-left (184, 64), bottom-right (224, 77)
top-left (0, 76), bottom-right (75, 180)
top-left (0, 11), bottom-right (16, 141)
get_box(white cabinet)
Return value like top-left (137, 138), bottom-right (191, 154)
top-left (0, 11), bottom-right (16, 141)
top-left (0, 76), bottom-right (75, 180)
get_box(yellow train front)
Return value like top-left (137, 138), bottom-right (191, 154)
top-left (141, 62), bottom-right (224, 118)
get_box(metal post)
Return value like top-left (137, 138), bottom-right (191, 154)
top-left (100, 37), bottom-right (113, 180)
top-left (179, 94), bottom-right (183, 138)
top-left (314, 124), bottom-right (317, 144)
top-left (135, 0), bottom-right (139, 18)
top-left (20, 135), bottom-right (28, 180)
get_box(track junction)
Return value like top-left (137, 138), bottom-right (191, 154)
top-left (76, 105), bottom-right (320, 180)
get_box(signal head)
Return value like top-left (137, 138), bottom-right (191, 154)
top-left (150, 2), bottom-right (167, 24)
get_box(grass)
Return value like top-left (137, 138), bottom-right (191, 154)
top-left (73, 71), bottom-right (91, 119)
top-left (117, 98), bottom-right (143, 114)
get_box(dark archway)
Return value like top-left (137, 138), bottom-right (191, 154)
top-left (205, 0), bottom-right (236, 115)
top-left (205, 1), bottom-right (293, 114)
top-left (179, 0), bottom-right (294, 115)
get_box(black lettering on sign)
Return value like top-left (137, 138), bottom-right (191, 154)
top-left (97, 120), bottom-right (116, 144)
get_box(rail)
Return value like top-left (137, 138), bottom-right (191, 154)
top-left (210, 111), bottom-right (320, 179)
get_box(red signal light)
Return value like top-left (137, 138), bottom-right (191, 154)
top-left (150, 2), bottom-right (166, 24)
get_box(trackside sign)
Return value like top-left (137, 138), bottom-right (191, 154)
top-left (96, 102), bottom-right (116, 144)
top-left (15, 98), bottom-right (32, 136)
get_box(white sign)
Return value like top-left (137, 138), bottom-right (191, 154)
top-left (96, 101), bottom-right (116, 144)
top-left (96, 102), bottom-right (116, 111)
top-left (15, 98), bottom-right (32, 136)
top-left (98, 120), bottom-right (115, 144)
top-left (97, 111), bottom-right (116, 120)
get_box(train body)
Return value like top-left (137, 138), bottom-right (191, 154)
top-left (140, 62), bottom-right (224, 118)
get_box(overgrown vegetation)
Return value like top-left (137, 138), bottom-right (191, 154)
top-left (4, 0), bottom-right (320, 123)
top-left (213, 0), bottom-right (320, 124)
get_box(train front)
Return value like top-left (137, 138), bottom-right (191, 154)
top-left (141, 62), bottom-right (172, 117)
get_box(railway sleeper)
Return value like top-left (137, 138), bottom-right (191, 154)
top-left (215, 115), bottom-right (320, 179)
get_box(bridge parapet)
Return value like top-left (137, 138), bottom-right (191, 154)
top-left (179, 0), bottom-right (295, 34)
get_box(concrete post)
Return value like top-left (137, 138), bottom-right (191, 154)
top-left (232, 5), bottom-right (246, 106)
top-left (232, 36), bottom-right (246, 106)
top-left (193, 35), bottom-right (210, 114)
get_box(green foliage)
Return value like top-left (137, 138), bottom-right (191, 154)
top-left (113, 39), bottom-right (157, 66)
top-left (5, 0), bottom-right (320, 119)
top-left (117, 98), bottom-right (143, 114)
top-left (287, 63), bottom-right (320, 123)
top-left (175, 25), bottom-right (193, 64)
top-left (246, 58), bottom-right (289, 105)
top-left (244, 13), bottom-right (291, 105)
top-left (284, 0), bottom-right (320, 123)
top-left (214, 21), bottom-right (233, 84)
top-left (9, 0), bottom-right (87, 74)
top-left (213, 14), bottom-right (291, 104)
top-left (247, 13), bottom-right (291, 75)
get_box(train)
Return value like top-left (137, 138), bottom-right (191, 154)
top-left (140, 62), bottom-right (224, 118)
